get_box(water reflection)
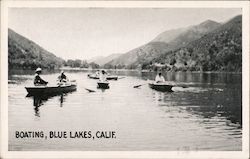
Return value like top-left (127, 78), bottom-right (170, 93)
top-left (32, 95), bottom-right (47, 117)
top-left (60, 94), bottom-right (64, 107)
top-left (151, 86), bottom-right (241, 126)
top-left (8, 70), bottom-right (242, 150)
top-left (140, 72), bottom-right (242, 86)
top-left (152, 91), bottom-right (175, 107)
top-left (28, 94), bottom-right (66, 117)
top-left (99, 89), bottom-right (108, 92)
top-left (187, 104), bottom-right (242, 126)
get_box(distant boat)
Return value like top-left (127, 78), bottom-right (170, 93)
top-left (25, 82), bottom-right (77, 96)
top-left (97, 81), bottom-right (109, 89)
top-left (148, 81), bottom-right (173, 92)
top-left (87, 74), bottom-right (118, 80)
top-left (141, 69), bottom-right (153, 73)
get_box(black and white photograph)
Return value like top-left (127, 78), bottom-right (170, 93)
top-left (1, 0), bottom-right (249, 159)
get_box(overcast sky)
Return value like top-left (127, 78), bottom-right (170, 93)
top-left (9, 8), bottom-right (241, 60)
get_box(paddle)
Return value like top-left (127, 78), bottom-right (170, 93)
top-left (177, 85), bottom-right (188, 88)
top-left (118, 77), bottom-right (125, 79)
top-left (133, 83), bottom-right (147, 88)
top-left (133, 80), bottom-right (188, 89)
top-left (85, 88), bottom-right (96, 93)
top-left (173, 83), bottom-right (188, 88)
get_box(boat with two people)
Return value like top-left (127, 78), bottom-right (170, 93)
top-left (87, 70), bottom-right (118, 80)
top-left (25, 68), bottom-right (77, 96)
top-left (26, 81), bottom-right (77, 96)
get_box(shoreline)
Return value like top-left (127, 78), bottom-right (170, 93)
top-left (9, 67), bottom-right (242, 75)
top-left (59, 67), bottom-right (242, 74)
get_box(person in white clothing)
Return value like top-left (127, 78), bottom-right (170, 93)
top-left (99, 70), bottom-right (107, 82)
top-left (155, 72), bottom-right (165, 83)
top-left (95, 70), bottom-right (100, 77)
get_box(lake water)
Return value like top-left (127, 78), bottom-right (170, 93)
top-left (8, 69), bottom-right (242, 151)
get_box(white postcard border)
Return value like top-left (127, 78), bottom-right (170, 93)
top-left (1, 1), bottom-right (249, 159)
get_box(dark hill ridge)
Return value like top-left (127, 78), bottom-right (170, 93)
top-left (152, 15), bottom-right (242, 72)
top-left (8, 29), bottom-right (64, 69)
top-left (107, 19), bottom-right (221, 68)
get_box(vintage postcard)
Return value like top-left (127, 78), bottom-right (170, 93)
top-left (0, 0), bottom-right (249, 159)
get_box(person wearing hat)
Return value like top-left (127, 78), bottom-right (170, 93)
top-left (34, 68), bottom-right (48, 86)
top-left (155, 72), bottom-right (165, 83)
top-left (57, 71), bottom-right (68, 83)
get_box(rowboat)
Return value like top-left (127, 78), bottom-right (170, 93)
top-left (87, 74), bottom-right (118, 80)
top-left (148, 82), bottom-right (173, 92)
top-left (97, 82), bottom-right (109, 89)
top-left (87, 74), bottom-right (99, 79)
top-left (25, 83), bottom-right (77, 96)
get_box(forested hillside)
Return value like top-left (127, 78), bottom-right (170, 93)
top-left (8, 29), bottom-right (64, 69)
top-left (107, 19), bottom-right (221, 69)
top-left (151, 15), bottom-right (242, 72)
top-left (8, 14), bottom-right (242, 72)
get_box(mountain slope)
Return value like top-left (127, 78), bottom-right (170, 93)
top-left (8, 29), bottom-right (64, 69)
top-left (108, 42), bottom-right (170, 67)
top-left (88, 56), bottom-right (104, 63)
top-left (152, 28), bottom-right (187, 43)
top-left (107, 19), bottom-right (221, 68)
top-left (89, 53), bottom-right (122, 66)
top-left (166, 20), bottom-right (221, 49)
top-left (152, 15), bottom-right (242, 72)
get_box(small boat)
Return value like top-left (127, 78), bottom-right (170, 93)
top-left (107, 76), bottom-right (118, 80)
top-left (25, 83), bottom-right (77, 96)
top-left (97, 82), bottom-right (109, 89)
top-left (87, 74), bottom-right (99, 79)
top-left (87, 74), bottom-right (118, 80)
top-left (148, 82), bottom-right (173, 92)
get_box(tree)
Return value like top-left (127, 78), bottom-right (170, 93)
top-left (89, 62), bottom-right (99, 69)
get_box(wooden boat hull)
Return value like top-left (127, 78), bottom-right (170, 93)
top-left (87, 74), bottom-right (99, 79)
top-left (87, 74), bottom-right (118, 80)
top-left (97, 82), bottom-right (109, 89)
top-left (148, 83), bottom-right (173, 92)
top-left (107, 76), bottom-right (118, 80)
top-left (25, 84), bottom-right (77, 96)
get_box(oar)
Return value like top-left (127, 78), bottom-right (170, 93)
top-left (85, 88), bottom-right (96, 93)
top-left (173, 84), bottom-right (188, 88)
top-left (133, 83), bottom-right (147, 88)
top-left (179, 85), bottom-right (188, 88)
top-left (118, 77), bottom-right (125, 79)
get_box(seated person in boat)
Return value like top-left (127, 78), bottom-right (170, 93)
top-left (155, 72), bottom-right (165, 83)
top-left (99, 70), bottom-right (107, 82)
top-left (58, 71), bottom-right (68, 83)
top-left (34, 68), bottom-right (48, 86)
top-left (95, 70), bottom-right (100, 77)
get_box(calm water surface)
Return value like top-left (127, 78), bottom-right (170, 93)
top-left (8, 70), bottom-right (242, 151)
